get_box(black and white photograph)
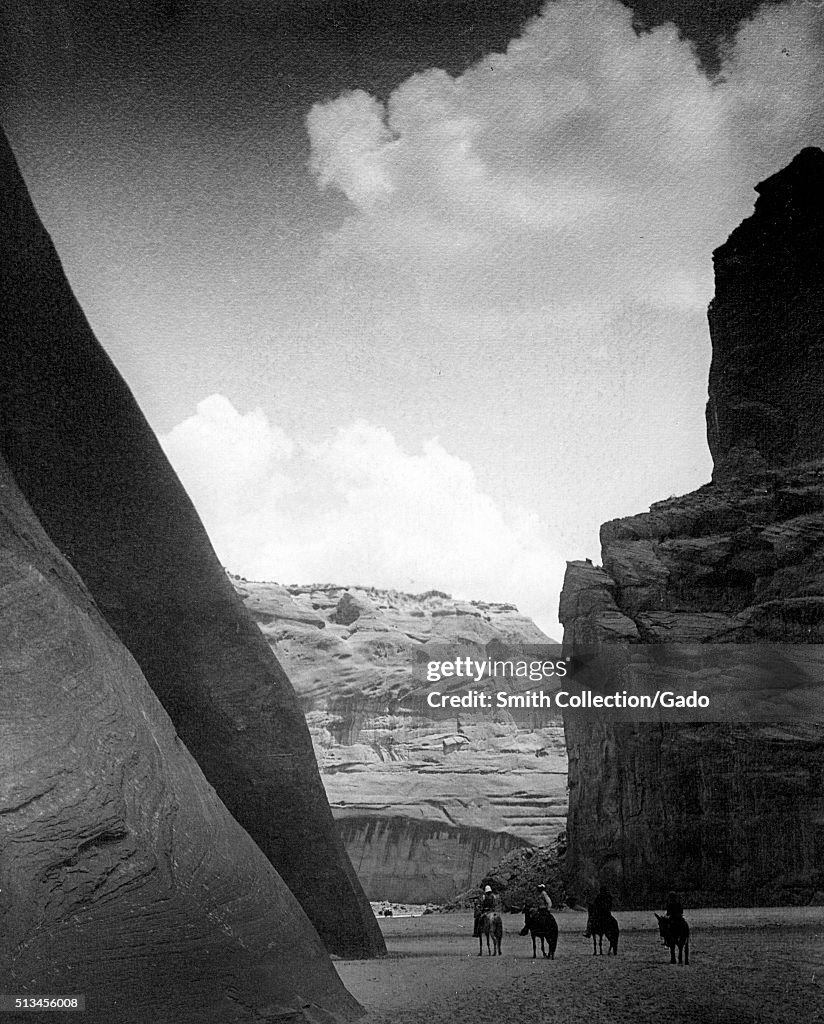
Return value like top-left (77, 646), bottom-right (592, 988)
top-left (1, 1), bottom-right (823, 1021)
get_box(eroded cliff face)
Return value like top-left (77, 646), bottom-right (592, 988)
top-left (0, 453), bottom-right (360, 1023)
top-left (707, 148), bottom-right (824, 480)
top-left (235, 581), bottom-right (568, 901)
top-left (561, 149), bottom-right (824, 908)
top-left (0, 128), bottom-right (382, 961)
top-left (337, 818), bottom-right (524, 904)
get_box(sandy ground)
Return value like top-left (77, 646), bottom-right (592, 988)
top-left (336, 908), bottom-right (824, 1024)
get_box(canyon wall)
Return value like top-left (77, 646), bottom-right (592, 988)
top-left (561, 148), bottom-right (824, 908)
top-left (235, 581), bottom-right (568, 902)
top-left (0, 123), bottom-right (387, 1019)
top-left (0, 127), bottom-right (382, 961)
top-left (0, 453), bottom-right (360, 1023)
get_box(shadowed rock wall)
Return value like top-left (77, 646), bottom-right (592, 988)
top-left (0, 127), bottom-right (383, 959)
top-left (0, 454), bottom-right (361, 1023)
top-left (561, 149), bottom-right (824, 908)
top-left (707, 147), bottom-right (824, 480)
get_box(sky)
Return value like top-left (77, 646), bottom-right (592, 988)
top-left (2, 0), bottom-right (823, 635)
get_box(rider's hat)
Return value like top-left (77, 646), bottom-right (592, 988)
top-left (484, 885), bottom-right (492, 892)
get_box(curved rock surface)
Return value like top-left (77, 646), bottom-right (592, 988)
top-left (561, 149), bottom-right (824, 908)
top-left (0, 455), bottom-right (360, 1023)
top-left (234, 581), bottom-right (568, 902)
top-left (0, 128), bottom-right (382, 959)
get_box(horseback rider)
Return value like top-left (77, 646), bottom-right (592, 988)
top-left (593, 883), bottom-right (612, 920)
top-left (474, 885), bottom-right (496, 936)
top-left (537, 883), bottom-right (553, 914)
top-left (665, 891), bottom-right (684, 920)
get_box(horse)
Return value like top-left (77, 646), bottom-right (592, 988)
top-left (655, 913), bottom-right (689, 965)
top-left (477, 910), bottom-right (503, 956)
top-left (585, 903), bottom-right (619, 955)
top-left (519, 907), bottom-right (558, 959)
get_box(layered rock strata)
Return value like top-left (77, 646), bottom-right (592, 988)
top-left (561, 149), bottom-right (824, 908)
top-left (0, 128), bottom-right (382, 960)
top-left (0, 454), bottom-right (360, 1023)
top-left (235, 581), bottom-right (568, 901)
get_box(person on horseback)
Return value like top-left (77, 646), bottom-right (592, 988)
top-left (537, 883), bottom-right (553, 913)
top-left (474, 885), bottom-right (496, 936)
top-left (593, 884), bottom-right (612, 919)
top-left (665, 891), bottom-right (684, 920)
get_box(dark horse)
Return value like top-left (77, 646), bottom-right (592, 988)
top-left (477, 911), bottom-right (503, 956)
top-left (519, 907), bottom-right (558, 959)
top-left (585, 904), bottom-right (619, 955)
top-left (655, 913), bottom-right (689, 965)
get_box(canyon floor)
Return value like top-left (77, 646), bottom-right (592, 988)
top-left (337, 908), bottom-right (824, 1024)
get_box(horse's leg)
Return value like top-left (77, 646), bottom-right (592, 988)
top-left (591, 934), bottom-right (596, 955)
top-left (670, 942), bottom-right (676, 964)
top-left (684, 940), bottom-right (689, 966)
top-left (532, 934), bottom-right (537, 959)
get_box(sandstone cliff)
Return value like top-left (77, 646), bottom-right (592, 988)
top-left (234, 581), bottom-right (568, 902)
top-left (0, 127), bottom-right (382, 961)
top-left (0, 452), bottom-right (360, 1022)
top-left (561, 149), bottom-right (824, 908)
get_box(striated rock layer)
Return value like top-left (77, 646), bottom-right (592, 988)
top-left (0, 128), bottom-right (382, 959)
top-left (561, 149), bottom-right (824, 908)
top-left (235, 581), bottom-right (568, 901)
top-left (0, 454), bottom-right (360, 1023)
top-left (337, 818), bottom-right (524, 904)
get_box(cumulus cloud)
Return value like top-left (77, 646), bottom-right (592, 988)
top-left (161, 394), bottom-right (294, 524)
top-left (160, 397), bottom-right (566, 635)
top-left (307, 90), bottom-right (397, 210)
top-left (166, 2), bottom-right (824, 643)
top-left (306, 0), bottom-right (824, 312)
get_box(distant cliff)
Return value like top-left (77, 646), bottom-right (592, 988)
top-left (234, 581), bottom-right (568, 902)
top-left (561, 149), bottom-right (824, 908)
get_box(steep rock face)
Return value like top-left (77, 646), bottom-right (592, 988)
top-left (337, 818), bottom-right (524, 904)
top-left (235, 581), bottom-right (568, 901)
top-left (0, 128), bottom-right (382, 958)
top-left (562, 149), bottom-right (824, 908)
top-left (707, 148), bottom-right (824, 479)
top-left (0, 455), bottom-right (360, 1023)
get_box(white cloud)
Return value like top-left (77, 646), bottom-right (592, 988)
top-left (306, 90), bottom-right (397, 210)
top-left (165, 1), bottom-right (824, 644)
top-left (160, 398), bottom-right (566, 635)
top-left (306, 0), bottom-right (824, 314)
top-left (161, 394), bottom-right (294, 525)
